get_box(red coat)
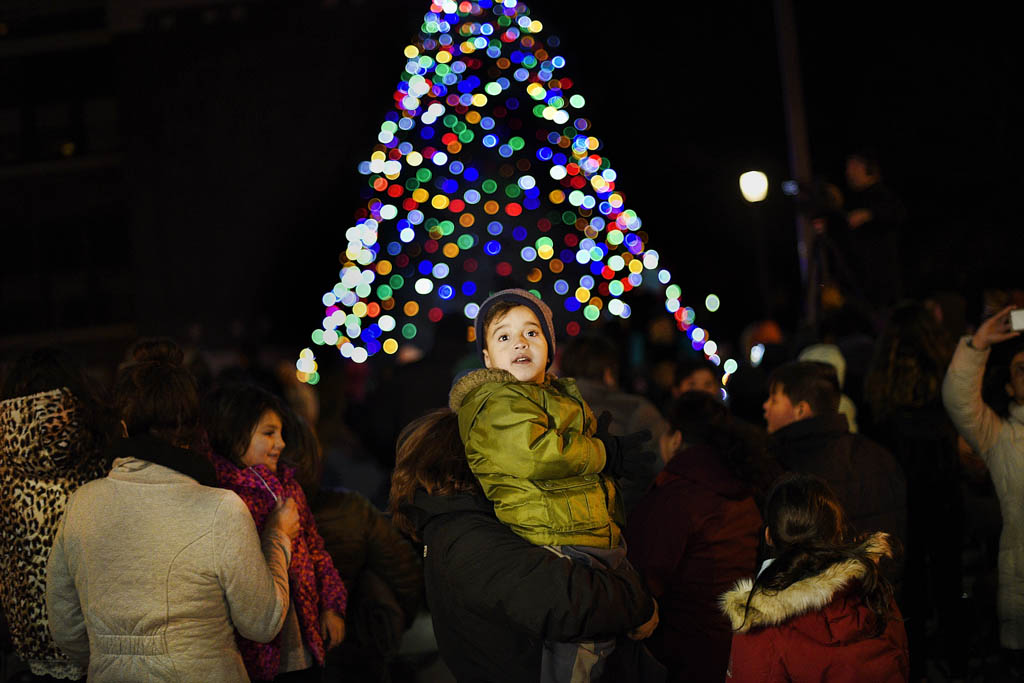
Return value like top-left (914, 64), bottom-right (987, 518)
top-left (625, 445), bottom-right (762, 683)
top-left (719, 533), bottom-right (909, 682)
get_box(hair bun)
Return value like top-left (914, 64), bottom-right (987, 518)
top-left (127, 338), bottom-right (185, 367)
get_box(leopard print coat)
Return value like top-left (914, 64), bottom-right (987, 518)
top-left (0, 388), bottom-right (111, 679)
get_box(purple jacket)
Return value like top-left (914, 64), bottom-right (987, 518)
top-left (207, 452), bottom-right (347, 680)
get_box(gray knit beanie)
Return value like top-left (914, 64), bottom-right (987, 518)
top-left (474, 288), bottom-right (556, 368)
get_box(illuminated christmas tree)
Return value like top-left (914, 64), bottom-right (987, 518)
top-left (296, 0), bottom-right (731, 384)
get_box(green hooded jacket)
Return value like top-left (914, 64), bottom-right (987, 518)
top-left (449, 368), bottom-right (622, 548)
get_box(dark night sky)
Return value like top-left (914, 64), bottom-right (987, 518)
top-left (3, 1), bottom-right (1021, 356)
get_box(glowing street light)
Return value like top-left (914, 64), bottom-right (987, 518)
top-left (739, 171), bottom-right (768, 203)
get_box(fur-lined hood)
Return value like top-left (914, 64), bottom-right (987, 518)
top-left (719, 532), bottom-right (892, 633)
top-left (448, 368), bottom-right (561, 411)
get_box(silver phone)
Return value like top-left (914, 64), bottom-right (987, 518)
top-left (1011, 309), bottom-right (1024, 332)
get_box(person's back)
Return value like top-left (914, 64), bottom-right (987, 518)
top-left (628, 449), bottom-right (761, 680)
top-left (628, 392), bottom-right (773, 683)
top-left (722, 575), bottom-right (908, 682)
top-left (45, 339), bottom-right (295, 683)
top-left (50, 448), bottom-right (286, 681)
top-left (769, 413), bottom-right (905, 539)
top-left (720, 473), bottom-right (908, 683)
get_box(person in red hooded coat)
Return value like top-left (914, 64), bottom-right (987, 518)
top-left (719, 472), bottom-right (909, 682)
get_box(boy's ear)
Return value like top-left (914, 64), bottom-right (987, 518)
top-left (482, 348), bottom-right (492, 369)
top-left (794, 400), bottom-right (813, 419)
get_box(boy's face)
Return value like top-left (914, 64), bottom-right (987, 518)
top-left (762, 384), bottom-right (806, 434)
top-left (482, 305), bottom-right (548, 384)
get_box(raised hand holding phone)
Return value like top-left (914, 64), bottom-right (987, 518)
top-left (971, 305), bottom-right (1021, 351)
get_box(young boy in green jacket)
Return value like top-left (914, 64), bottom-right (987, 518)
top-left (448, 288), bottom-right (657, 682)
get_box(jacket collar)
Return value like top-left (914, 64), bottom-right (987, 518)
top-left (1011, 402), bottom-right (1024, 425)
top-left (107, 434), bottom-right (218, 487)
top-left (769, 412), bottom-right (849, 445)
top-left (406, 490), bottom-right (494, 536)
top-left (205, 450), bottom-right (294, 492)
top-left (718, 532), bottom-right (892, 633)
top-left (448, 367), bottom-right (560, 411)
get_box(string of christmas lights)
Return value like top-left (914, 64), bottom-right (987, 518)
top-left (296, 0), bottom-right (736, 385)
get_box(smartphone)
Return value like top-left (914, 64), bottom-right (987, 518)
top-left (1011, 309), bottom-right (1024, 332)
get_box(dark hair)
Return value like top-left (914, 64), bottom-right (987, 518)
top-left (559, 334), bottom-right (619, 382)
top-left (389, 408), bottom-right (481, 540)
top-left (115, 338), bottom-right (199, 448)
top-left (479, 300), bottom-right (521, 351)
top-left (739, 473), bottom-right (896, 634)
top-left (985, 337), bottom-right (1024, 417)
top-left (1, 346), bottom-right (117, 451)
top-left (673, 357), bottom-right (720, 387)
top-left (768, 361), bottom-right (840, 416)
top-left (201, 382), bottom-right (287, 467)
top-left (848, 149), bottom-right (881, 176)
top-left (665, 392), bottom-right (775, 500)
top-left (280, 406), bottom-right (323, 502)
top-left (864, 301), bottom-right (953, 421)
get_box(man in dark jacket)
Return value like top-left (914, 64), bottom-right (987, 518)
top-left (763, 361), bottom-right (907, 549)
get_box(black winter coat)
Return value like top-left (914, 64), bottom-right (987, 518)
top-left (768, 414), bottom-right (907, 548)
top-left (405, 491), bottom-right (660, 683)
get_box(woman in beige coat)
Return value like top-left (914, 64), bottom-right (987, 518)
top-left (46, 339), bottom-right (300, 682)
top-left (942, 305), bottom-right (1024, 659)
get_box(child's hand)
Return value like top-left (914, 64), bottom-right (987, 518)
top-left (320, 609), bottom-right (346, 650)
top-left (628, 599), bottom-right (659, 641)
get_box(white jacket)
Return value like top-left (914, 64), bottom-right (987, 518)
top-left (942, 337), bottom-right (1024, 648)
top-left (47, 456), bottom-right (292, 681)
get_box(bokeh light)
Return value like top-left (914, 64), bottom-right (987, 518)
top-left (298, 0), bottom-right (723, 378)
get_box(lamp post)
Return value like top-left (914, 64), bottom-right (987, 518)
top-left (740, 171), bottom-right (771, 317)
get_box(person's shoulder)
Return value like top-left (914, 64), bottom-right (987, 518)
top-left (449, 367), bottom-right (519, 411)
top-left (195, 484), bottom-right (251, 521)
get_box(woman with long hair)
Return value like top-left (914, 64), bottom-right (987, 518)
top-left (720, 473), bottom-right (908, 682)
top-left (46, 339), bottom-right (298, 682)
top-left (864, 300), bottom-right (964, 680)
top-left (389, 408), bottom-right (663, 683)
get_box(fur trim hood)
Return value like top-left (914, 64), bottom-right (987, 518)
top-left (719, 532), bottom-right (892, 633)
top-left (448, 367), bottom-right (560, 411)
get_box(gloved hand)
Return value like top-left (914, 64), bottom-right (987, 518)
top-left (594, 411), bottom-right (652, 478)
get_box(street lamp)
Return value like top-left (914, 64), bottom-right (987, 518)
top-left (739, 170), bottom-right (770, 316)
top-left (739, 170), bottom-right (768, 203)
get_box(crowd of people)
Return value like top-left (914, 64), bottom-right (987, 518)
top-left (1, 277), bottom-right (1023, 682)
